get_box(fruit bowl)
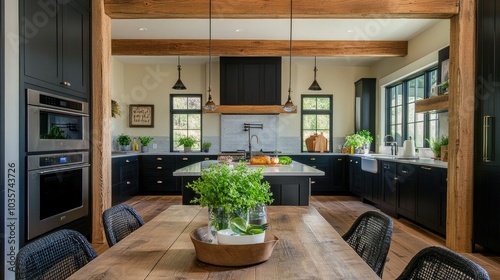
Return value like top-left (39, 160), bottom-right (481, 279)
top-left (190, 227), bottom-right (279, 267)
top-left (217, 229), bottom-right (265, 245)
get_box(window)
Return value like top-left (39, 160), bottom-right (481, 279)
top-left (301, 95), bottom-right (333, 152)
top-left (170, 94), bottom-right (202, 151)
top-left (386, 68), bottom-right (439, 148)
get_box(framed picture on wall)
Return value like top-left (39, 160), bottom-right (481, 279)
top-left (438, 46), bottom-right (450, 84)
top-left (129, 104), bottom-right (154, 127)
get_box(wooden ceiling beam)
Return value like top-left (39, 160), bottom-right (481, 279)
top-left (105, 0), bottom-right (459, 19)
top-left (112, 39), bottom-right (408, 56)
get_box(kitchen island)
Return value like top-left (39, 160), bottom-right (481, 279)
top-left (173, 160), bottom-right (325, 206)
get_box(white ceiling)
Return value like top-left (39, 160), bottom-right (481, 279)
top-left (112, 18), bottom-right (442, 66)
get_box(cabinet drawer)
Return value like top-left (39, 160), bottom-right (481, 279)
top-left (141, 163), bottom-right (175, 176)
top-left (141, 155), bottom-right (175, 164)
top-left (293, 155), bottom-right (330, 165)
top-left (176, 155), bottom-right (216, 167)
top-left (142, 176), bottom-right (177, 192)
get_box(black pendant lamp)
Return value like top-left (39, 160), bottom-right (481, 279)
top-left (203, 0), bottom-right (217, 111)
top-left (283, 0), bottom-right (297, 112)
top-left (308, 56), bottom-right (322, 91)
top-left (172, 56), bottom-right (187, 90)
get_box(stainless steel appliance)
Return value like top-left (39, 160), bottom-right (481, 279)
top-left (27, 89), bottom-right (89, 152)
top-left (27, 152), bottom-right (90, 240)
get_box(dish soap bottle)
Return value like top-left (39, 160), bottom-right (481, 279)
top-left (133, 138), bottom-right (139, 151)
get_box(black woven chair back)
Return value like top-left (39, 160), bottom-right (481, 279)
top-left (396, 246), bottom-right (490, 280)
top-left (15, 229), bottom-right (97, 280)
top-left (342, 211), bottom-right (393, 277)
top-left (102, 203), bottom-right (145, 247)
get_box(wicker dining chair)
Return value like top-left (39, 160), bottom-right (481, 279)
top-left (15, 229), bottom-right (97, 280)
top-left (396, 246), bottom-right (490, 280)
top-left (102, 203), bottom-right (145, 247)
top-left (342, 211), bottom-right (394, 277)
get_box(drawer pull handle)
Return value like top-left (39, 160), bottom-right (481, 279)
top-left (157, 166), bottom-right (162, 170)
top-left (338, 158), bottom-right (342, 161)
top-left (125, 160), bottom-right (130, 163)
top-left (156, 157), bottom-right (163, 161)
top-left (310, 157), bottom-right (316, 161)
top-left (312, 166), bottom-right (317, 169)
top-left (61, 81), bottom-right (71, 86)
top-left (126, 181), bottom-right (131, 185)
top-left (483, 115), bottom-right (493, 162)
top-left (394, 177), bottom-right (398, 181)
top-left (183, 157), bottom-right (188, 161)
top-left (157, 180), bottom-right (163, 184)
top-left (350, 160), bottom-right (353, 162)
top-left (311, 181), bottom-right (316, 184)
top-left (401, 170), bottom-right (409, 174)
top-left (355, 161), bottom-right (358, 164)
top-left (421, 166), bottom-right (432, 171)
top-left (204, 158), bottom-right (209, 160)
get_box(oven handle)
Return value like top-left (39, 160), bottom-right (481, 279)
top-left (38, 106), bottom-right (89, 117)
top-left (37, 164), bottom-right (91, 174)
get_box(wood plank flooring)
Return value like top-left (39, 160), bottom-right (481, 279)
top-left (92, 195), bottom-right (500, 279)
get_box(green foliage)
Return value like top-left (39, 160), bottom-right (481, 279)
top-left (345, 134), bottom-right (365, 148)
top-left (230, 217), bottom-right (268, 235)
top-left (187, 163), bottom-right (274, 214)
top-left (426, 135), bottom-right (448, 157)
top-left (278, 156), bottom-right (292, 165)
top-left (41, 126), bottom-right (70, 139)
top-left (178, 136), bottom-right (196, 147)
top-left (111, 100), bottom-right (121, 118)
top-left (138, 136), bottom-right (153, 146)
top-left (357, 130), bottom-right (373, 145)
top-left (202, 142), bottom-right (212, 149)
top-left (116, 133), bottom-right (131, 146)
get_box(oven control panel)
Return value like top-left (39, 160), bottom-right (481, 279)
top-left (27, 152), bottom-right (89, 171)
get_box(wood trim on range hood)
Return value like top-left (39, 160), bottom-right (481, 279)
top-left (203, 105), bottom-right (296, 114)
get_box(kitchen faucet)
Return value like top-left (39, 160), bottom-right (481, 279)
top-left (244, 123), bottom-right (263, 159)
top-left (384, 134), bottom-right (398, 155)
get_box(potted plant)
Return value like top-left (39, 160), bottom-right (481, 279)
top-left (202, 142), bottom-right (212, 153)
top-left (138, 136), bottom-right (154, 153)
top-left (187, 163), bottom-right (274, 243)
top-left (426, 135), bottom-right (448, 160)
top-left (116, 133), bottom-right (132, 151)
top-left (178, 136), bottom-right (196, 152)
top-left (345, 133), bottom-right (365, 154)
top-left (357, 130), bottom-right (373, 154)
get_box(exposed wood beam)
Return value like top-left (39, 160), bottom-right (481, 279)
top-left (112, 39), bottom-right (408, 57)
top-left (203, 105), bottom-right (296, 114)
top-left (105, 0), bottom-right (459, 19)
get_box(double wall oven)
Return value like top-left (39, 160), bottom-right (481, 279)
top-left (26, 89), bottom-right (90, 240)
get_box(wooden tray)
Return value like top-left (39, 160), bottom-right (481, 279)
top-left (190, 227), bottom-right (279, 267)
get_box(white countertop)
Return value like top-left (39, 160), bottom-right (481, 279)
top-left (172, 160), bottom-right (325, 177)
top-left (350, 153), bottom-right (448, 169)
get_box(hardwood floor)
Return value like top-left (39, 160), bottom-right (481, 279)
top-left (93, 195), bottom-right (500, 279)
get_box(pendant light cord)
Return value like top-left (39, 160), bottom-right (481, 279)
top-left (288, 0), bottom-right (292, 95)
top-left (208, 0), bottom-right (212, 95)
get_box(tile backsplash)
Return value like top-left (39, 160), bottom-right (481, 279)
top-left (221, 115), bottom-right (278, 152)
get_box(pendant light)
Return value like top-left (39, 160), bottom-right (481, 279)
top-left (283, 0), bottom-right (297, 112)
top-left (308, 56), bottom-right (322, 91)
top-left (203, 0), bottom-right (217, 111)
top-left (172, 56), bottom-right (187, 90)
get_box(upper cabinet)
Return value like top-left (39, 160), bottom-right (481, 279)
top-left (354, 78), bottom-right (376, 151)
top-left (220, 57), bottom-right (281, 105)
top-left (22, 0), bottom-right (90, 99)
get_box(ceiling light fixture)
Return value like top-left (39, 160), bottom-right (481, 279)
top-left (308, 56), bottom-right (322, 91)
top-left (283, 0), bottom-right (297, 112)
top-left (172, 56), bottom-right (187, 90)
top-left (203, 0), bottom-right (217, 111)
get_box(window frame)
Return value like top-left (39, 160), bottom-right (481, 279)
top-left (301, 95), bottom-right (333, 152)
top-left (169, 94), bottom-right (203, 152)
top-left (385, 67), bottom-right (439, 148)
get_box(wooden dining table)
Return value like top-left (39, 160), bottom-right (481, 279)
top-left (69, 205), bottom-right (380, 279)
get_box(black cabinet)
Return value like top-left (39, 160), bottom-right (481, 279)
top-left (140, 155), bottom-right (177, 194)
top-left (415, 165), bottom-right (447, 235)
top-left (293, 155), bottom-right (332, 195)
top-left (354, 78), bottom-right (376, 151)
top-left (331, 156), bottom-right (348, 192)
top-left (111, 156), bottom-right (139, 205)
top-left (474, 0), bottom-right (500, 253)
top-left (22, 0), bottom-right (90, 99)
top-left (348, 156), bottom-right (363, 196)
top-left (220, 57), bottom-right (281, 105)
top-left (380, 161), bottom-right (398, 217)
top-left (396, 163), bottom-right (417, 220)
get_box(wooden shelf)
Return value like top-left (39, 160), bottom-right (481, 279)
top-left (203, 105), bottom-right (296, 114)
top-left (415, 94), bottom-right (449, 113)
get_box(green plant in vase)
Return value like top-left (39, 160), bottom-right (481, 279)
top-left (187, 163), bottom-right (273, 242)
top-left (116, 133), bottom-right (132, 151)
top-left (177, 136), bottom-right (196, 152)
top-left (138, 136), bottom-right (154, 153)
top-left (202, 142), bottom-right (212, 152)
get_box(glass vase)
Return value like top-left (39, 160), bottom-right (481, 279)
top-left (249, 204), bottom-right (267, 225)
top-left (207, 207), bottom-right (231, 243)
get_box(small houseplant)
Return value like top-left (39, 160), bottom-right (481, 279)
top-left (426, 135), bottom-right (448, 159)
top-left (345, 133), bottom-right (365, 154)
top-left (178, 136), bottom-right (196, 152)
top-left (187, 163), bottom-right (274, 243)
top-left (202, 142), bottom-right (212, 153)
top-left (138, 136), bottom-right (154, 153)
top-left (357, 130), bottom-right (373, 153)
top-left (116, 133), bottom-right (132, 151)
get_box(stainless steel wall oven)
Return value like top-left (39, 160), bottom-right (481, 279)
top-left (27, 89), bottom-right (89, 152)
top-left (27, 152), bottom-right (90, 240)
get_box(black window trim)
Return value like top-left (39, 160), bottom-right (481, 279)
top-left (169, 94), bottom-right (203, 152)
top-left (301, 94), bottom-right (333, 152)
